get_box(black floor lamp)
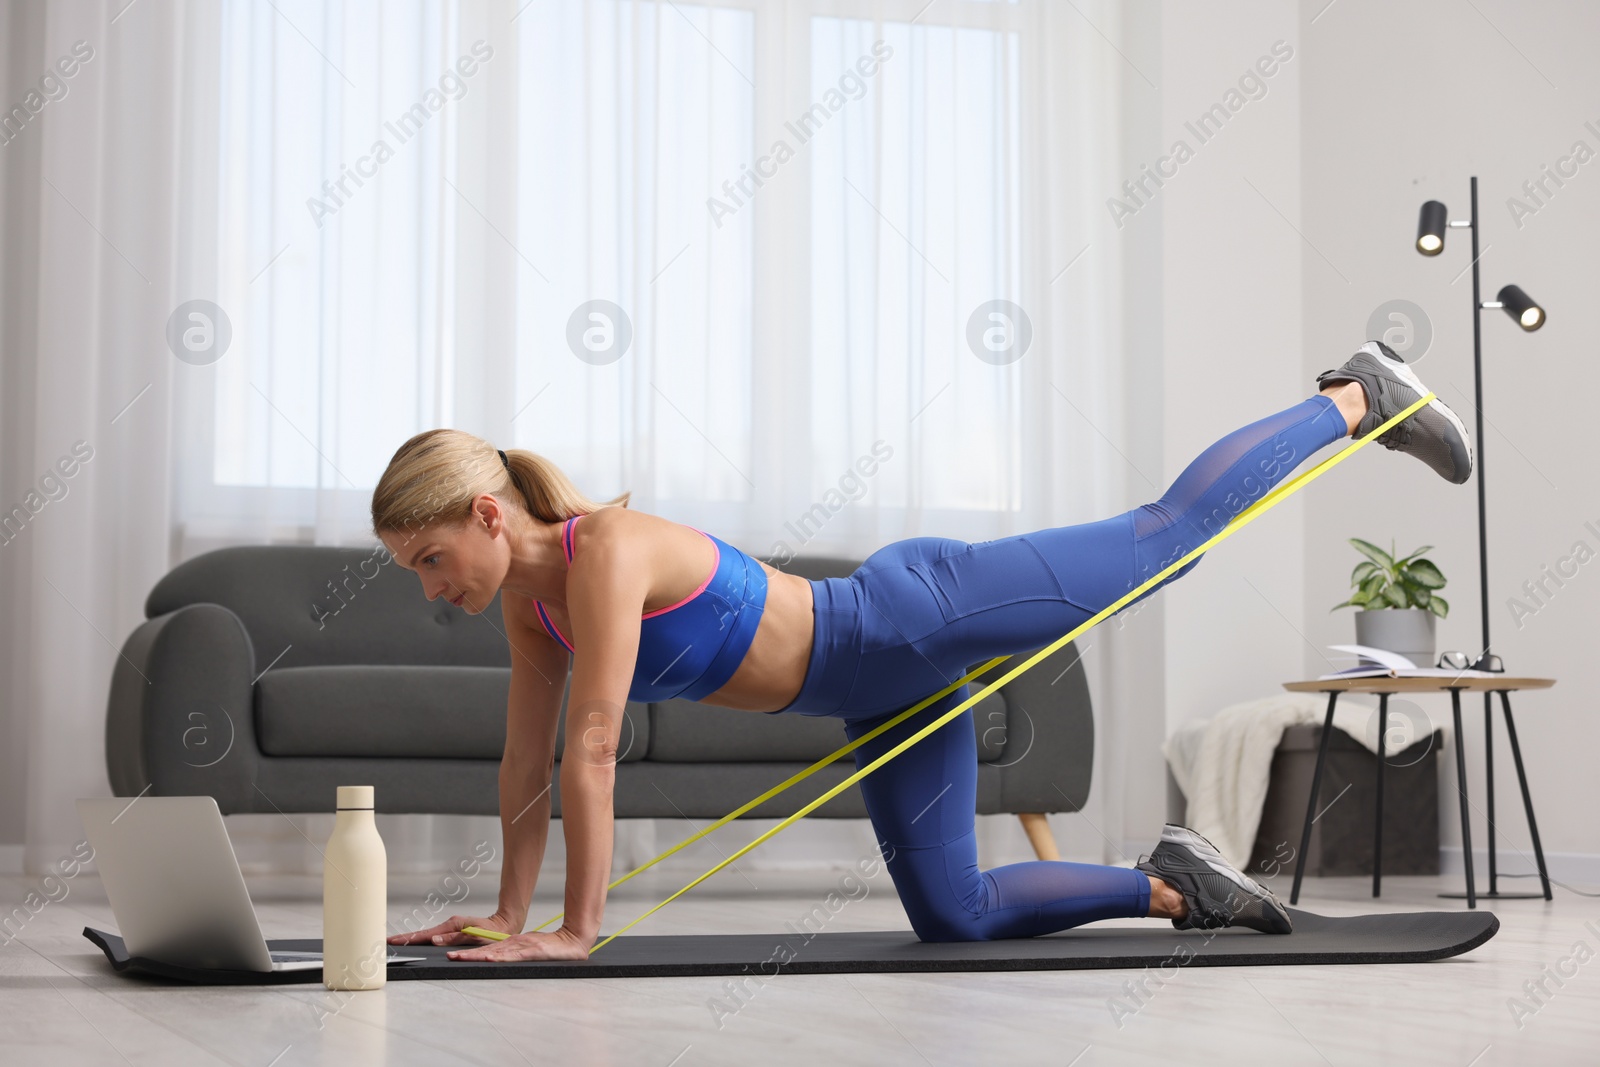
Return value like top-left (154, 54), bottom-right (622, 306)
top-left (1414, 176), bottom-right (1548, 900)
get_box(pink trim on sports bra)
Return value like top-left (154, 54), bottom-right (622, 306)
top-left (532, 599), bottom-right (574, 652)
top-left (529, 514), bottom-right (719, 651)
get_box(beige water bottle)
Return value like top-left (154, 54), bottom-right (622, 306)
top-left (323, 785), bottom-right (388, 990)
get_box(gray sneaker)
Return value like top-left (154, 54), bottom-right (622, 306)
top-left (1315, 340), bottom-right (1473, 484)
top-left (1135, 823), bottom-right (1293, 934)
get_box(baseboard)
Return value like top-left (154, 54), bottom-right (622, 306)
top-left (0, 845), bottom-right (22, 875)
top-left (1440, 846), bottom-right (1600, 887)
top-left (1114, 836), bottom-right (1600, 887)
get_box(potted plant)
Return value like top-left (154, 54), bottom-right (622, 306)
top-left (1331, 538), bottom-right (1447, 666)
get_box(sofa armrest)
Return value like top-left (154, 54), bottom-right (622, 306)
top-left (105, 602), bottom-right (260, 812)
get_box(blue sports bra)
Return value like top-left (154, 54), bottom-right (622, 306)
top-left (529, 513), bottom-right (770, 704)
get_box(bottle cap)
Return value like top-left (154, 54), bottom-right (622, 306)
top-left (336, 785), bottom-right (375, 810)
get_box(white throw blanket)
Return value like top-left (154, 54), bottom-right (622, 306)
top-left (1161, 692), bottom-right (1450, 869)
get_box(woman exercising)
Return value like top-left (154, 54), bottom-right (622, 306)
top-left (381, 341), bottom-right (1472, 961)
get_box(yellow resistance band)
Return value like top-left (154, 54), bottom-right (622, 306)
top-left (535, 392), bottom-right (1434, 952)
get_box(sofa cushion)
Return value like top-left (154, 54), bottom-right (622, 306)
top-left (255, 665), bottom-right (649, 761)
top-left (647, 675), bottom-right (1010, 763)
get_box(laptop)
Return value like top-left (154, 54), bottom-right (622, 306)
top-left (77, 795), bottom-right (425, 973)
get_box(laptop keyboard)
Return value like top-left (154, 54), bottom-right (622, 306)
top-left (270, 952), bottom-right (323, 961)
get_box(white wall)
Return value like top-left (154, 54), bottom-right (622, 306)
top-left (1154, 2), bottom-right (1311, 738)
top-left (1140, 0), bottom-right (1598, 876)
top-left (1300, 0), bottom-right (1600, 871)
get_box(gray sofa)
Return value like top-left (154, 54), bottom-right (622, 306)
top-left (105, 544), bottom-right (1095, 857)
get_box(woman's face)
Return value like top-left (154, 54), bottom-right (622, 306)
top-left (381, 496), bottom-right (507, 613)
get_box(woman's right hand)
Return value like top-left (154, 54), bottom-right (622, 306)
top-left (387, 911), bottom-right (523, 947)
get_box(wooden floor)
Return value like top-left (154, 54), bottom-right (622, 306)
top-left (3, 866), bottom-right (1598, 1066)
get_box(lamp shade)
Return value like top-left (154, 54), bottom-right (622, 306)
top-left (1496, 284), bottom-right (1545, 330)
top-left (1416, 200), bottom-right (1448, 255)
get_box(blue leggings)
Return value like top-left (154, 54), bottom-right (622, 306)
top-left (772, 395), bottom-right (1350, 941)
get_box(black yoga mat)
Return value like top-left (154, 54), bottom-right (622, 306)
top-left (83, 908), bottom-right (1496, 985)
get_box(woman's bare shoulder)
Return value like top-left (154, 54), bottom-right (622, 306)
top-left (571, 507), bottom-right (715, 603)
top-left (571, 505), bottom-right (680, 553)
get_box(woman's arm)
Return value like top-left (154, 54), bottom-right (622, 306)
top-left (388, 594), bottom-right (570, 952)
top-left (492, 609), bottom-right (569, 927)
top-left (432, 514), bottom-right (649, 962)
top-left (552, 524), bottom-right (648, 944)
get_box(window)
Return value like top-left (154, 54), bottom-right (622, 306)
top-left (809, 11), bottom-right (1024, 513)
top-left (181, 0), bottom-right (1046, 548)
top-left (513, 1), bottom-right (756, 505)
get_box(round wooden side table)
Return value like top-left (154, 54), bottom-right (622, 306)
top-left (1281, 676), bottom-right (1555, 909)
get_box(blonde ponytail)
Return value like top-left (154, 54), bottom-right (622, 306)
top-left (370, 429), bottom-right (629, 539)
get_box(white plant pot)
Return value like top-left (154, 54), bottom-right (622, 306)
top-left (1354, 607), bottom-right (1437, 667)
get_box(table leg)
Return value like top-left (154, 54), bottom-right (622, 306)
top-left (1374, 693), bottom-right (1387, 898)
top-left (1451, 688), bottom-right (1476, 908)
top-left (1291, 690), bottom-right (1339, 906)
top-left (1485, 694), bottom-right (1496, 895)
top-left (1500, 690), bottom-right (1553, 901)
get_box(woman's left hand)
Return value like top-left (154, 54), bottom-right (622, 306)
top-left (445, 927), bottom-right (592, 962)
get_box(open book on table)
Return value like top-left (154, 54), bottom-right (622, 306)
top-left (1316, 644), bottom-right (1502, 680)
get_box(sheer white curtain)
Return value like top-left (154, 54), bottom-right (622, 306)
top-left (2, 0), bottom-right (1144, 875)
top-left (0, 0), bottom-right (198, 874)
